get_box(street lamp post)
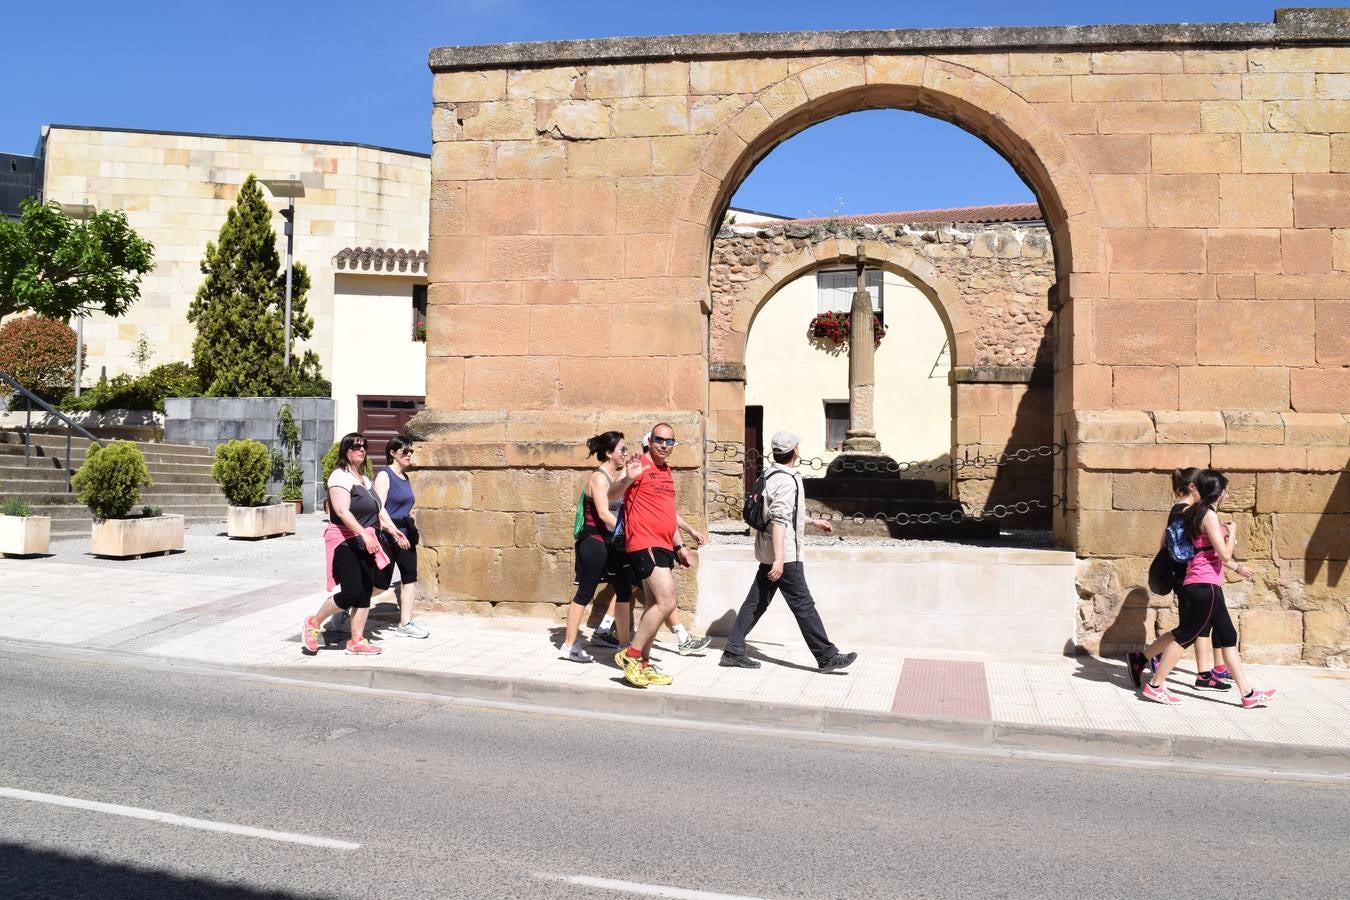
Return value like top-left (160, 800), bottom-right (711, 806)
top-left (58, 202), bottom-right (97, 397)
top-left (260, 178), bottom-right (306, 370)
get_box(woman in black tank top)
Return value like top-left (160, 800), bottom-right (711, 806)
top-left (560, 431), bottom-right (634, 663)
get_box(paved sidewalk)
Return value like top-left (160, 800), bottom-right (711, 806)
top-left (5, 519), bottom-right (1349, 775)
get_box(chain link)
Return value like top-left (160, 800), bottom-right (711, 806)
top-left (704, 440), bottom-right (1062, 475)
top-left (704, 492), bottom-right (1065, 524)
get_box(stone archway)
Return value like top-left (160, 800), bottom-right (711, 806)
top-left (706, 223), bottom-right (1056, 523)
top-left (681, 57), bottom-right (1095, 540)
top-left (715, 237), bottom-right (974, 372)
top-left (421, 17), bottom-right (1350, 663)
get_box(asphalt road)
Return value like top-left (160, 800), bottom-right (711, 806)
top-left (2, 645), bottom-right (1347, 900)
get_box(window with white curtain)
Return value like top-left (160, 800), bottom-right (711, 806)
top-left (816, 268), bottom-right (883, 317)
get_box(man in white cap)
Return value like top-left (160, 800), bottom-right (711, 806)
top-left (721, 430), bottom-right (856, 672)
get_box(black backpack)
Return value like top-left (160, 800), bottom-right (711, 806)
top-left (742, 469), bottom-right (796, 534)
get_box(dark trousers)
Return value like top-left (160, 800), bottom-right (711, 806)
top-left (724, 562), bottom-right (838, 666)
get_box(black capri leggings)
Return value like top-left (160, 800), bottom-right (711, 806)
top-left (572, 538), bottom-right (633, 607)
top-left (1174, 582), bottom-right (1238, 649)
top-left (374, 520), bottom-right (418, 590)
top-left (332, 540), bottom-right (377, 610)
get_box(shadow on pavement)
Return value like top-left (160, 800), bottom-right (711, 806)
top-left (1, 840), bottom-right (317, 900)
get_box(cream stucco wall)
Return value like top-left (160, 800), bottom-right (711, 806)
top-left (744, 268), bottom-right (951, 469)
top-left (331, 274), bottom-right (428, 436)
top-left (40, 125), bottom-right (429, 404)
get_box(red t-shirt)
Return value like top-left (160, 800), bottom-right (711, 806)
top-left (623, 454), bottom-right (677, 553)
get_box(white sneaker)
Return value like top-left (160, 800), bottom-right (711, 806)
top-left (560, 643), bottom-right (593, 663)
top-left (329, 611), bottom-right (350, 632)
top-left (395, 620), bottom-right (429, 639)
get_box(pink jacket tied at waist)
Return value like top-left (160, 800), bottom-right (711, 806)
top-left (324, 523), bottom-right (391, 591)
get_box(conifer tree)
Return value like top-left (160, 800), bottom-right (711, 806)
top-left (187, 175), bottom-right (327, 397)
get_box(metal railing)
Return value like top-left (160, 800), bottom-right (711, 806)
top-left (0, 369), bottom-right (100, 492)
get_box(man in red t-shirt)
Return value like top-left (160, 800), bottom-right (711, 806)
top-left (610, 421), bottom-right (693, 687)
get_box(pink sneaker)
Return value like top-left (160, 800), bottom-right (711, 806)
top-left (345, 639), bottom-right (382, 656)
top-left (1142, 682), bottom-right (1181, 705)
top-left (1241, 687), bottom-right (1276, 708)
top-left (301, 617), bottom-right (321, 655)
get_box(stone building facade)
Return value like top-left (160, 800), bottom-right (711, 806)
top-left (37, 125), bottom-right (430, 436)
top-left (416, 9), bottom-right (1350, 665)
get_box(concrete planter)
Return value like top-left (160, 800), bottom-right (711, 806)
top-left (0, 515), bottom-right (51, 556)
top-left (227, 503), bottom-right (296, 540)
top-left (90, 514), bottom-right (185, 559)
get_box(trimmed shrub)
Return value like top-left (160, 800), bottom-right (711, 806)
top-left (71, 441), bottom-right (152, 519)
top-left (211, 439), bottom-right (272, 507)
top-left (0, 315), bottom-right (79, 401)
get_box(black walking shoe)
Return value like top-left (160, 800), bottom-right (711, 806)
top-left (1194, 671), bottom-right (1232, 691)
top-left (719, 652), bottom-right (761, 669)
top-left (819, 651), bottom-right (857, 673)
top-left (589, 627), bottom-right (620, 649)
top-left (1126, 652), bottom-right (1147, 688)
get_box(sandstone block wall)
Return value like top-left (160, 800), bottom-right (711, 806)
top-left (426, 13), bottom-right (1350, 662)
top-left (41, 126), bottom-right (429, 381)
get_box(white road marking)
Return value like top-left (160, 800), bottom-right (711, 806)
top-left (0, 787), bottom-right (360, 851)
top-left (536, 873), bottom-right (771, 899)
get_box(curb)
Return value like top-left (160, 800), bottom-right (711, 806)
top-left (247, 660), bottom-right (1350, 780)
top-left (8, 639), bottom-right (1347, 781)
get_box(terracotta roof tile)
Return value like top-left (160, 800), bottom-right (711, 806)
top-left (334, 246), bottom-right (428, 273)
top-left (766, 202), bottom-right (1043, 227)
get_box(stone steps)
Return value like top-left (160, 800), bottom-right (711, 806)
top-left (0, 428), bottom-right (228, 536)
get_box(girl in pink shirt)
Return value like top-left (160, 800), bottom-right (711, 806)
top-left (1128, 469), bottom-right (1276, 708)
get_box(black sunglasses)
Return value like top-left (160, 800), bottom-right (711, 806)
top-left (650, 436), bottom-right (677, 447)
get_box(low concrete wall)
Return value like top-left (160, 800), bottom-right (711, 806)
top-left (164, 397), bottom-right (333, 513)
top-left (695, 544), bottom-right (1078, 656)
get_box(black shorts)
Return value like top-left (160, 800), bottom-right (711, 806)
top-left (626, 546), bottom-right (675, 583)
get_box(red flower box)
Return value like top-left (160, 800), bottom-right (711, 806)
top-left (808, 311), bottom-right (886, 348)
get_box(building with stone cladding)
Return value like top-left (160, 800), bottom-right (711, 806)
top-left (415, 8), bottom-right (1350, 666)
top-left (34, 125), bottom-right (430, 439)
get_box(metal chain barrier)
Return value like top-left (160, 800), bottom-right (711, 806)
top-left (704, 491), bottom-right (1064, 525)
top-left (705, 439), bottom-right (1063, 475)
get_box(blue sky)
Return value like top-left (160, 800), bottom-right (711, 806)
top-left (3, 1), bottom-right (1333, 217)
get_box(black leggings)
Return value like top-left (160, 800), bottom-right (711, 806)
top-left (1175, 582), bottom-right (1238, 649)
top-left (332, 540), bottom-right (376, 610)
top-left (374, 540), bottom-right (417, 590)
top-left (572, 538), bottom-right (632, 607)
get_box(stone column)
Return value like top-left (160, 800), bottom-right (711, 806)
top-left (843, 246), bottom-right (882, 455)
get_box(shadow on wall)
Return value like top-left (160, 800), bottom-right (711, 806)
top-left (968, 326), bottom-right (1056, 530)
top-left (1098, 586), bottom-right (1151, 657)
top-left (1305, 467), bottom-right (1348, 589)
top-left (0, 840), bottom-right (317, 899)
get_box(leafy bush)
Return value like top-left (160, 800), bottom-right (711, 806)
top-left (70, 441), bottom-right (153, 519)
top-left (62, 361), bottom-right (199, 413)
top-left (0, 315), bottom-right (79, 402)
top-left (211, 439), bottom-right (272, 507)
top-left (321, 441), bottom-right (372, 484)
top-left (1, 498), bottom-right (32, 517)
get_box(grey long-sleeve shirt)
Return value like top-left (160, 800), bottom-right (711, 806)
top-left (753, 463), bottom-right (805, 565)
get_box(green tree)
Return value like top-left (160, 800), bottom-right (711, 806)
top-left (0, 199), bottom-right (154, 322)
top-left (187, 175), bottom-right (327, 397)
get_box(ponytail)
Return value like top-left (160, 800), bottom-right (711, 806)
top-left (586, 430), bottom-right (624, 461)
top-left (1171, 466), bottom-right (1202, 499)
